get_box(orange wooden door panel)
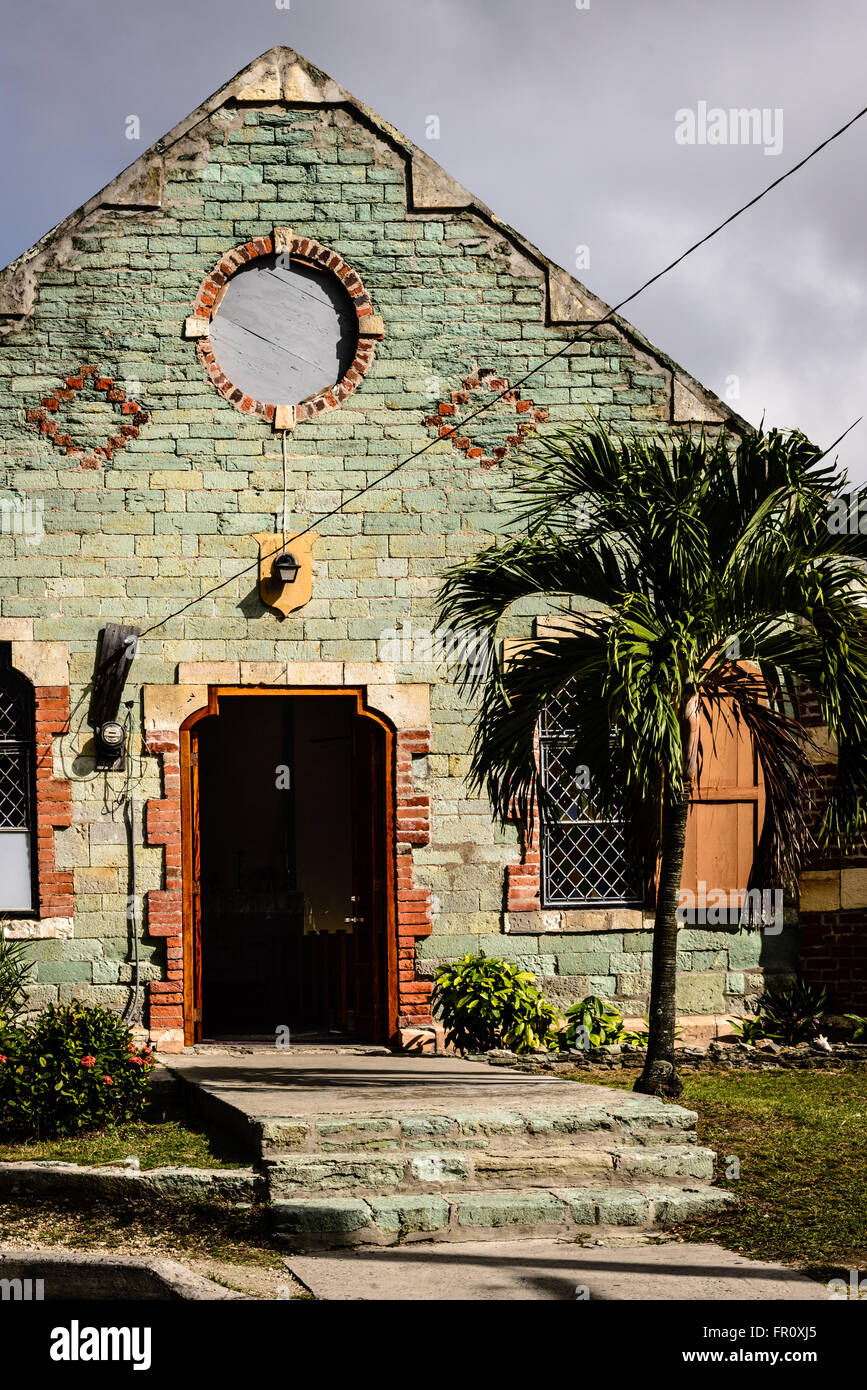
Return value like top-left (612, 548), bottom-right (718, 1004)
top-left (681, 699), bottom-right (765, 902)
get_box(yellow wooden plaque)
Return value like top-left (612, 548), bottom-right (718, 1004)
top-left (254, 530), bottom-right (318, 617)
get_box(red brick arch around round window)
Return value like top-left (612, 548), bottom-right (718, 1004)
top-left (191, 234), bottom-right (384, 423)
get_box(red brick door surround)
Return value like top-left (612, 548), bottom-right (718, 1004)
top-left (143, 686), bottom-right (433, 1047)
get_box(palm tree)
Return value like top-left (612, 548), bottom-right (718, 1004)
top-left (437, 423), bottom-right (867, 1096)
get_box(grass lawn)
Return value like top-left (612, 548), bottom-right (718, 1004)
top-left (0, 1093), bottom-right (249, 1170)
top-left (568, 1064), bottom-right (867, 1278)
top-left (0, 1094), bottom-right (284, 1279)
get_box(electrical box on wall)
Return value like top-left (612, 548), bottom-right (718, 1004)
top-left (88, 623), bottom-right (140, 769)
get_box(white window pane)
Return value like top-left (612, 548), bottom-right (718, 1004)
top-left (0, 831), bottom-right (33, 911)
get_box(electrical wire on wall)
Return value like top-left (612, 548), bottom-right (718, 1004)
top-left (282, 427), bottom-right (290, 549)
top-left (120, 698), bottom-right (141, 1026)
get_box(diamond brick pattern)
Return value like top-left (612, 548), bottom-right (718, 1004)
top-left (25, 366), bottom-right (149, 469)
top-left (425, 367), bottom-right (548, 468)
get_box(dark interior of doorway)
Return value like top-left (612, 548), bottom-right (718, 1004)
top-left (195, 694), bottom-right (386, 1042)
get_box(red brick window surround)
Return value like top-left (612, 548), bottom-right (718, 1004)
top-left (34, 686), bottom-right (73, 919)
top-left (192, 235), bottom-right (383, 423)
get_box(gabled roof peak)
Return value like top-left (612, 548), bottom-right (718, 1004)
top-left (0, 46), bottom-right (740, 428)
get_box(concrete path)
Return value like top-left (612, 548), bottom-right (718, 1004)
top-left (285, 1240), bottom-right (829, 1301)
top-left (164, 1049), bottom-right (642, 1119)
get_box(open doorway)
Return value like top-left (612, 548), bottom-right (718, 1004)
top-left (186, 692), bottom-right (393, 1044)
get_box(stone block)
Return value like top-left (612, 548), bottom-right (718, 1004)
top-left (799, 871), bottom-right (841, 911)
top-left (408, 1153), bottom-right (471, 1184)
top-left (52, 826), bottom-right (90, 869)
top-left (615, 1146), bottom-right (715, 1180)
top-left (556, 952), bottom-right (611, 975)
top-left (73, 867), bottom-right (119, 894)
top-left (588, 976), bottom-right (617, 995)
top-left (454, 1190), bottom-right (565, 1229)
top-left (647, 1186), bottom-right (735, 1225)
top-left (416, 934), bottom-right (479, 960)
top-left (608, 951), bottom-right (641, 974)
top-left (677, 927), bottom-right (732, 952)
top-left (176, 661), bottom-right (240, 684)
top-left (36, 962), bottom-right (91, 984)
top-left (676, 972), bottom-right (726, 1015)
top-left (270, 1198), bottom-right (372, 1236)
top-left (841, 868), bottom-right (867, 909)
top-left (726, 930), bottom-right (765, 970)
top-left (258, 1120), bottom-right (310, 1150)
top-left (10, 640), bottom-right (69, 685)
top-left (399, 1115), bottom-right (455, 1138)
top-left (369, 1196), bottom-right (449, 1234)
top-left (269, 1155), bottom-right (405, 1193)
top-left (560, 1188), bottom-right (649, 1226)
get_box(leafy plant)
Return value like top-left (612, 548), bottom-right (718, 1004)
top-left (844, 1014), bottom-right (867, 1041)
top-left (0, 1002), bottom-right (154, 1139)
top-left (564, 995), bottom-right (643, 1048)
top-left (432, 952), bottom-right (561, 1054)
top-left (730, 978), bottom-right (828, 1046)
top-left (729, 1014), bottom-right (770, 1045)
top-left (627, 1018), bottom-right (683, 1047)
top-left (0, 927), bottom-right (35, 1024)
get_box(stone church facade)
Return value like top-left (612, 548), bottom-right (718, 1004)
top-left (0, 48), bottom-right (861, 1052)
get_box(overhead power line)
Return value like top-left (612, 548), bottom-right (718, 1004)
top-left (136, 98), bottom-right (867, 640)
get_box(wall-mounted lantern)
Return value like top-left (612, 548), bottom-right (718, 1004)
top-left (273, 551), bottom-right (301, 586)
top-left (254, 531), bottom-right (318, 617)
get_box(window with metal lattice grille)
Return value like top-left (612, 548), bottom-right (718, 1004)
top-left (539, 683), bottom-right (643, 910)
top-left (0, 654), bottom-right (36, 913)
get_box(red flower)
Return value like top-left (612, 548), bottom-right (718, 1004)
top-left (103, 1075), bottom-right (113, 1085)
top-left (0, 1055), bottom-right (7, 1064)
top-left (80, 1055), bottom-right (96, 1068)
top-left (130, 1056), bottom-right (143, 1065)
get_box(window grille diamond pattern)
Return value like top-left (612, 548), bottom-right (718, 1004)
top-left (0, 683), bottom-right (28, 741)
top-left (0, 750), bottom-right (28, 829)
top-left (539, 679), bottom-right (642, 909)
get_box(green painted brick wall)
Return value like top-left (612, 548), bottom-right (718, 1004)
top-left (0, 99), bottom-right (766, 1024)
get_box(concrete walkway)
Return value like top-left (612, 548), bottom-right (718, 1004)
top-left (286, 1240), bottom-right (829, 1301)
top-left (164, 1048), bottom-right (647, 1119)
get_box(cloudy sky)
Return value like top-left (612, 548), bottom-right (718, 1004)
top-left (2, 0), bottom-right (865, 479)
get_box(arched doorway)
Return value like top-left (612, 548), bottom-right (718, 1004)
top-left (181, 689), bottom-right (395, 1044)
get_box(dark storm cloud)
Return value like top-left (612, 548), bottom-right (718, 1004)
top-left (1, 0), bottom-right (864, 477)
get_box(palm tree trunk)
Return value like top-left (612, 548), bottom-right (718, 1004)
top-left (634, 775), bottom-right (691, 1098)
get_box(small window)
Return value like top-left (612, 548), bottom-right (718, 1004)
top-left (539, 682), bottom-right (643, 909)
top-left (0, 652), bottom-right (37, 913)
top-left (208, 254), bottom-right (359, 406)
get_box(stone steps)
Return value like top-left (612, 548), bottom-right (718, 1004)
top-left (164, 1056), bottom-right (733, 1248)
top-left (265, 1144), bottom-right (716, 1197)
top-left (256, 1098), bottom-right (699, 1159)
top-left (270, 1183), bottom-right (736, 1247)
top-left (260, 1099), bottom-right (732, 1247)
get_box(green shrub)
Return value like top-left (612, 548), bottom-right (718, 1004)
top-left (0, 1002), bottom-right (155, 1139)
top-left (844, 1014), bottom-right (867, 1041)
top-left (432, 952), bottom-right (562, 1054)
top-left (564, 995), bottom-right (643, 1048)
top-left (730, 978), bottom-right (828, 1046)
top-left (0, 928), bottom-right (35, 1024)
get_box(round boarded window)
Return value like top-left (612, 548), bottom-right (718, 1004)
top-left (208, 253), bottom-right (359, 406)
